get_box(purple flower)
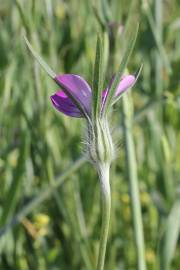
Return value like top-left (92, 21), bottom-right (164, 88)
top-left (51, 74), bottom-right (135, 118)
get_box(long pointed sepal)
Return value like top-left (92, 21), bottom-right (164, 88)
top-left (23, 35), bottom-right (56, 79)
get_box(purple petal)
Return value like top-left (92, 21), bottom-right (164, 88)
top-left (101, 75), bottom-right (115, 108)
top-left (115, 75), bottom-right (135, 96)
top-left (54, 74), bottom-right (92, 114)
top-left (51, 91), bottom-right (83, 117)
top-left (101, 74), bottom-right (135, 110)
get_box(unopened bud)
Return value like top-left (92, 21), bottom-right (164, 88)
top-left (87, 118), bottom-right (114, 165)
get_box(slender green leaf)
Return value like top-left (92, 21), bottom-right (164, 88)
top-left (100, 0), bottom-right (112, 23)
top-left (0, 157), bottom-right (86, 238)
top-left (122, 93), bottom-right (147, 270)
top-left (24, 35), bottom-right (56, 78)
top-left (0, 135), bottom-right (28, 227)
top-left (92, 4), bottom-right (106, 30)
top-left (145, 6), bottom-right (172, 75)
top-left (15, 0), bottom-right (30, 32)
top-left (92, 35), bottom-right (104, 119)
top-left (102, 24), bottom-right (139, 116)
top-left (159, 199), bottom-right (180, 270)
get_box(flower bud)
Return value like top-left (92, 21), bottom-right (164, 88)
top-left (87, 118), bottom-right (114, 165)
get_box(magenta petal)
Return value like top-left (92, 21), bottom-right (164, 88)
top-left (55, 74), bottom-right (92, 114)
top-left (101, 74), bottom-right (135, 109)
top-left (115, 75), bottom-right (135, 96)
top-left (51, 91), bottom-right (83, 117)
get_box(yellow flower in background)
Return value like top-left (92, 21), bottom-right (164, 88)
top-left (21, 214), bottom-right (50, 239)
top-left (146, 249), bottom-right (156, 264)
top-left (121, 193), bottom-right (130, 204)
top-left (140, 191), bottom-right (151, 206)
top-left (34, 213), bottom-right (50, 228)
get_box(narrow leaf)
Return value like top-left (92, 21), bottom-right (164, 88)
top-left (92, 4), bottom-right (106, 30)
top-left (100, 0), bottom-right (112, 23)
top-left (24, 35), bottom-right (56, 78)
top-left (159, 199), bottom-right (180, 270)
top-left (145, 7), bottom-right (172, 74)
top-left (92, 35), bottom-right (104, 119)
top-left (0, 157), bottom-right (86, 238)
top-left (102, 24), bottom-right (139, 116)
top-left (15, 0), bottom-right (30, 32)
top-left (0, 135), bottom-right (28, 227)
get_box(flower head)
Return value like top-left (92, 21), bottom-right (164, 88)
top-left (51, 73), bottom-right (136, 118)
top-left (50, 72), bottom-right (136, 164)
top-left (24, 32), bottom-right (139, 164)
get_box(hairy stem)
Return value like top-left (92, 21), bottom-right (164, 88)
top-left (96, 163), bottom-right (111, 270)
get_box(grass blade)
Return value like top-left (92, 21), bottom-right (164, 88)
top-left (0, 157), bottom-right (86, 238)
top-left (0, 135), bottom-right (28, 227)
top-left (122, 93), bottom-right (147, 270)
top-left (159, 199), bottom-right (180, 270)
top-left (144, 4), bottom-right (172, 75)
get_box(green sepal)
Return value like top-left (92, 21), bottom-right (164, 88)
top-left (92, 35), bottom-right (104, 120)
top-left (24, 35), bottom-right (56, 79)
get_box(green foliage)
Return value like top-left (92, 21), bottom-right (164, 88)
top-left (0, 0), bottom-right (179, 269)
top-left (92, 35), bottom-right (104, 120)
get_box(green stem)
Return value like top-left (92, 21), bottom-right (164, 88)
top-left (122, 94), bottom-right (146, 270)
top-left (96, 163), bottom-right (111, 270)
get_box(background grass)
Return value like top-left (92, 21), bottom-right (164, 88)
top-left (0, 0), bottom-right (179, 269)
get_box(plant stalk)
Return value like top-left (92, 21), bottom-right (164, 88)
top-left (96, 163), bottom-right (111, 270)
top-left (122, 94), bottom-right (146, 270)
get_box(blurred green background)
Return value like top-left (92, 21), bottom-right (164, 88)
top-left (0, 0), bottom-right (179, 269)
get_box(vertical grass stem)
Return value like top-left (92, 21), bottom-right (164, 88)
top-left (122, 94), bottom-right (146, 270)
